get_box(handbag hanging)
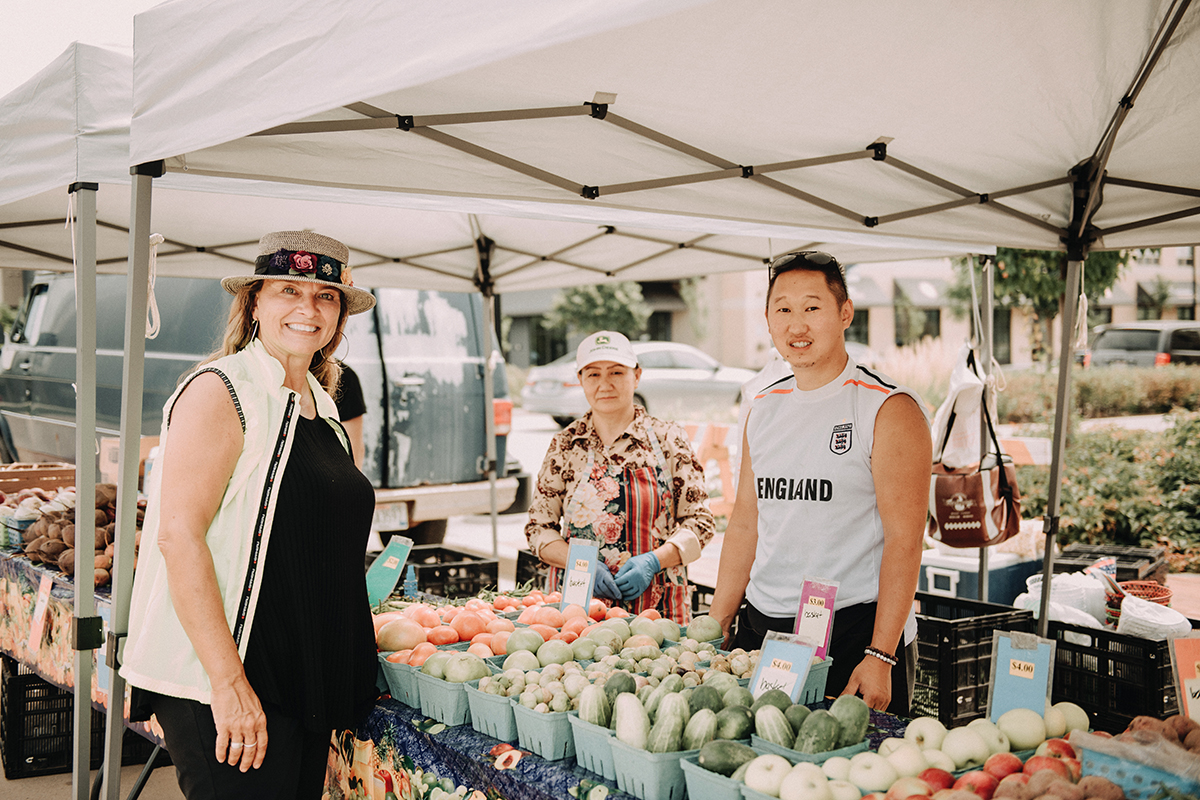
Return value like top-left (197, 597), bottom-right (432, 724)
top-left (927, 388), bottom-right (1022, 548)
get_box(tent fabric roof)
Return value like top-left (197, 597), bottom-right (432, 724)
top-left (894, 277), bottom-right (949, 309)
top-left (0, 43), bottom-right (977, 290)
top-left (130, 0), bottom-right (1200, 255)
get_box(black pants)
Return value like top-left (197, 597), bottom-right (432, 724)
top-left (148, 692), bottom-right (330, 800)
top-left (733, 600), bottom-right (913, 717)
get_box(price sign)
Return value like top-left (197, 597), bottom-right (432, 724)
top-left (1168, 638), bottom-right (1200, 723)
top-left (987, 631), bottom-right (1055, 722)
top-left (793, 578), bottom-right (838, 660)
top-left (562, 539), bottom-right (601, 609)
top-left (748, 631), bottom-right (816, 702)
top-left (28, 574), bottom-right (53, 653)
top-left (365, 536), bottom-right (413, 605)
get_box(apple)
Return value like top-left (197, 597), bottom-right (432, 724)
top-left (918, 768), bottom-right (956, 793)
top-left (862, 794), bottom-right (888, 800)
top-left (848, 752), bottom-right (900, 793)
top-left (966, 719), bottom-right (1010, 755)
top-left (829, 781), bottom-right (864, 800)
top-left (780, 762), bottom-right (834, 800)
top-left (1042, 705), bottom-right (1067, 739)
top-left (921, 750), bottom-right (957, 773)
top-left (745, 754), bottom-right (795, 796)
top-left (996, 708), bottom-right (1047, 751)
top-left (953, 771), bottom-right (999, 800)
top-left (1060, 757), bottom-right (1081, 782)
top-left (904, 717), bottom-right (948, 751)
top-left (1022, 755), bottom-right (1070, 781)
top-left (884, 777), bottom-right (933, 800)
top-left (931, 791), bottom-right (984, 800)
top-left (1051, 701), bottom-right (1090, 734)
top-left (982, 752), bottom-right (1023, 780)
top-left (940, 727), bottom-right (991, 770)
top-left (878, 738), bottom-right (908, 758)
top-left (823, 756), bottom-right (854, 781)
top-left (884, 742), bottom-right (930, 778)
top-left (1034, 738), bottom-right (1079, 760)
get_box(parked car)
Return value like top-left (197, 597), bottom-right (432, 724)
top-left (521, 340), bottom-right (756, 427)
top-left (1081, 320), bottom-right (1200, 368)
top-left (0, 273), bottom-right (529, 544)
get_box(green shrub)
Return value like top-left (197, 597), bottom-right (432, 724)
top-left (998, 366), bottom-right (1200, 423)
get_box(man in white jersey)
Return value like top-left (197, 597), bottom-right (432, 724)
top-left (709, 251), bottom-right (931, 715)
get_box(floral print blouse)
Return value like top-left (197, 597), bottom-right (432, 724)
top-left (525, 407), bottom-right (715, 584)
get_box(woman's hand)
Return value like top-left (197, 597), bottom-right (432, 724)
top-left (614, 552), bottom-right (661, 601)
top-left (211, 676), bottom-right (269, 771)
top-left (593, 567), bottom-right (622, 600)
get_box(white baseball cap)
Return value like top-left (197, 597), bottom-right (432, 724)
top-left (575, 331), bottom-right (638, 371)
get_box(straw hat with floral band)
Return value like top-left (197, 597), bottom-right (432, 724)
top-left (221, 230), bottom-right (376, 315)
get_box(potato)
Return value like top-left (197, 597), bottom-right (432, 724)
top-left (46, 522), bottom-right (62, 540)
top-left (95, 484), bottom-right (117, 508)
top-left (104, 523), bottom-right (116, 546)
top-left (94, 568), bottom-right (110, 587)
top-left (1027, 771), bottom-right (1070, 798)
top-left (1076, 776), bottom-right (1125, 800)
top-left (39, 539), bottom-right (68, 559)
top-left (23, 524), bottom-right (43, 544)
top-left (1185, 727), bottom-right (1200, 751)
top-left (104, 542), bottom-right (114, 558)
top-left (94, 508), bottom-right (108, 527)
top-left (58, 548), bottom-right (76, 576)
top-left (62, 523), bottom-right (76, 547)
top-left (25, 535), bottom-right (48, 562)
top-left (94, 553), bottom-right (113, 571)
top-left (1044, 780), bottom-right (1084, 800)
top-left (95, 526), bottom-right (108, 550)
top-left (1167, 714), bottom-right (1199, 740)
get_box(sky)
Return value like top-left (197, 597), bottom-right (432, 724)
top-left (3, 0), bottom-right (162, 98)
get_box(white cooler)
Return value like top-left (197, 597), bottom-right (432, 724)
top-left (918, 549), bottom-right (1042, 606)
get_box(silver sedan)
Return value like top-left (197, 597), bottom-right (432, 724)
top-left (521, 341), bottom-right (756, 427)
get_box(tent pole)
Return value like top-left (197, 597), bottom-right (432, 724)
top-left (977, 256), bottom-right (994, 604)
top-left (1038, 257), bottom-right (1083, 637)
top-left (474, 232), bottom-right (499, 558)
top-left (70, 182), bottom-right (100, 800)
top-left (101, 162), bottom-right (161, 800)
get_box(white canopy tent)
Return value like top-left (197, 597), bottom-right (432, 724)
top-left (0, 41), bottom-right (980, 800)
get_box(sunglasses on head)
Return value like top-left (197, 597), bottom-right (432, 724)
top-left (768, 250), bottom-right (845, 282)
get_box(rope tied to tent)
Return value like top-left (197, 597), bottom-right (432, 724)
top-left (146, 234), bottom-right (163, 339)
top-left (1073, 259), bottom-right (1089, 350)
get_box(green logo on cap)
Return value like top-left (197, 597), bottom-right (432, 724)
top-left (595, 335), bottom-right (610, 345)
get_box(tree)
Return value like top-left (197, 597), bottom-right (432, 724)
top-left (947, 248), bottom-right (1129, 366)
top-left (543, 281), bottom-right (652, 339)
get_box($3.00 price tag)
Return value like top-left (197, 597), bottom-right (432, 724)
top-left (793, 578), bottom-right (838, 660)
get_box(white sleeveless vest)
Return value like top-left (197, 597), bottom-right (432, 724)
top-left (745, 358), bottom-right (926, 643)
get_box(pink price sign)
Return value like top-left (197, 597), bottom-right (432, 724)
top-left (793, 578), bottom-right (838, 660)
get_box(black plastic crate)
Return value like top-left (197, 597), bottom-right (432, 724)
top-left (408, 545), bottom-right (498, 599)
top-left (1047, 620), bottom-right (1178, 734)
top-left (911, 593), bottom-right (1037, 727)
top-left (1053, 544), bottom-right (1168, 585)
top-left (515, 548), bottom-right (549, 593)
top-left (2, 656), bottom-right (168, 779)
top-left (689, 581), bottom-right (715, 614)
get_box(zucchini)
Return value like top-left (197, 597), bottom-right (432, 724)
top-left (697, 739), bottom-right (757, 777)
top-left (682, 708), bottom-right (718, 750)
top-left (612, 692), bottom-right (650, 749)
top-left (577, 684), bottom-right (611, 728)
top-left (793, 709), bottom-right (840, 754)
top-left (754, 704), bottom-right (794, 748)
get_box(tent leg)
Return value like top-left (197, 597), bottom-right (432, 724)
top-left (71, 182), bottom-right (100, 800)
top-left (1037, 258), bottom-right (1083, 637)
top-left (101, 166), bottom-right (157, 800)
top-left (483, 291), bottom-right (499, 558)
top-left (977, 256), bottom-right (994, 604)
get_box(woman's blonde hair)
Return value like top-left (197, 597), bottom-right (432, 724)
top-left (198, 281), bottom-right (347, 393)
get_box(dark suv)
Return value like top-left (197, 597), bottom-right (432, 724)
top-left (0, 273), bottom-right (528, 543)
top-left (1083, 321), bottom-right (1200, 368)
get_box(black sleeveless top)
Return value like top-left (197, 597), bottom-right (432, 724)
top-left (242, 413), bottom-right (379, 732)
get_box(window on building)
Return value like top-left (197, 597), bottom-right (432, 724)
top-left (1179, 248), bottom-right (1194, 268)
top-left (531, 318), bottom-right (568, 366)
top-left (1089, 306), bottom-right (1113, 327)
top-left (922, 309), bottom-right (941, 340)
top-left (846, 309), bottom-right (869, 344)
top-left (993, 308), bottom-right (1011, 365)
top-left (1180, 306), bottom-right (1197, 321)
top-left (646, 311), bottom-right (672, 342)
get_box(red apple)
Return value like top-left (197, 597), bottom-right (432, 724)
top-left (1090, 730), bottom-right (1114, 739)
top-left (998, 774), bottom-right (1029, 787)
top-left (863, 794), bottom-right (889, 800)
top-left (919, 768), bottom-right (957, 793)
top-left (885, 777), bottom-right (933, 800)
top-left (982, 752), bottom-right (1023, 780)
top-left (1061, 757), bottom-right (1081, 782)
top-left (1022, 755), bottom-right (1070, 781)
top-left (1035, 738), bottom-right (1080, 760)
top-left (953, 770), bottom-right (1000, 800)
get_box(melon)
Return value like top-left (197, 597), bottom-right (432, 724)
top-left (686, 615), bottom-right (723, 642)
top-left (629, 617), bottom-right (665, 645)
top-left (376, 618), bottom-right (427, 652)
top-left (536, 639), bottom-right (574, 666)
top-left (501, 650), bottom-right (540, 671)
top-left (505, 628), bottom-right (545, 655)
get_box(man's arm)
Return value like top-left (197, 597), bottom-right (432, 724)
top-left (841, 393), bottom-right (931, 710)
top-left (709, 422), bottom-right (759, 645)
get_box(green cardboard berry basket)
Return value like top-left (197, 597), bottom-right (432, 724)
top-left (680, 752), bottom-right (743, 800)
top-left (567, 710), bottom-right (616, 780)
top-left (377, 653), bottom-right (421, 708)
top-left (465, 683), bottom-right (518, 742)
top-left (511, 701), bottom-right (575, 760)
top-left (414, 672), bottom-right (473, 726)
top-left (610, 739), bottom-right (697, 800)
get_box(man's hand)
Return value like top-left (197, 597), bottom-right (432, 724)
top-left (614, 552), bottom-right (660, 601)
top-left (840, 655), bottom-right (892, 712)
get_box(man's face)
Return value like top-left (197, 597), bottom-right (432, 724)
top-left (766, 269), bottom-right (854, 386)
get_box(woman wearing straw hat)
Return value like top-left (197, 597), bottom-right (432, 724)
top-left (121, 231), bottom-right (379, 798)
top-left (525, 331), bottom-right (715, 624)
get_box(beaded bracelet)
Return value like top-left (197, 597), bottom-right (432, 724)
top-left (864, 646), bottom-right (897, 667)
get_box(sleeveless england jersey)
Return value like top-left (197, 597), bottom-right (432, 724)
top-left (744, 358), bottom-right (927, 640)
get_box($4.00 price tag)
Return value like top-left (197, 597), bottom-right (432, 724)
top-left (987, 631), bottom-right (1054, 722)
top-left (562, 538), bottom-right (601, 609)
top-left (748, 631), bottom-right (817, 702)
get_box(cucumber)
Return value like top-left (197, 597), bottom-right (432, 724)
top-left (750, 688), bottom-right (793, 715)
top-left (682, 708), bottom-right (718, 750)
top-left (697, 739), bottom-right (757, 777)
top-left (754, 704), bottom-right (794, 748)
top-left (646, 693), bottom-right (689, 753)
top-left (714, 704), bottom-right (754, 740)
top-left (793, 709), bottom-right (840, 754)
top-left (604, 670), bottom-right (637, 706)
top-left (784, 703), bottom-right (812, 733)
top-left (689, 685), bottom-right (725, 716)
top-left (828, 694), bottom-right (870, 748)
top-left (577, 684), bottom-right (611, 728)
top-left (722, 686), bottom-right (755, 709)
top-left (730, 761), bottom-right (751, 782)
top-left (644, 684), bottom-right (669, 722)
top-left (612, 692), bottom-right (651, 749)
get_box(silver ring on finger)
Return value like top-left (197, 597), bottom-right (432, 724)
top-left (229, 743), bottom-right (244, 750)
top-left (243, 742), bottom-right (257, 748)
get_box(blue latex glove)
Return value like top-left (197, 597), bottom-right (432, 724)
top-left (615, 552), bottom-right (660, 602)
top-left (593, 567), bottom-right (622, 600)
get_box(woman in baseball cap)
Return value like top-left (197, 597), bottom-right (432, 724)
top-left (524, 331), bottom-right (715, 623)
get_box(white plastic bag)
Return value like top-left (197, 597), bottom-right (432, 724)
top-left (929, 343), bottom-right (985, 468)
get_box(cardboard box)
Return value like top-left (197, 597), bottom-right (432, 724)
top-left (0, 463), bottom-right (76, 496)
top-left (98, 437), bottom-right (159, 487)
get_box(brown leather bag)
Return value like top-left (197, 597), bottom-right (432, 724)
top-left (927, 393), bottom-right (1021, 548)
